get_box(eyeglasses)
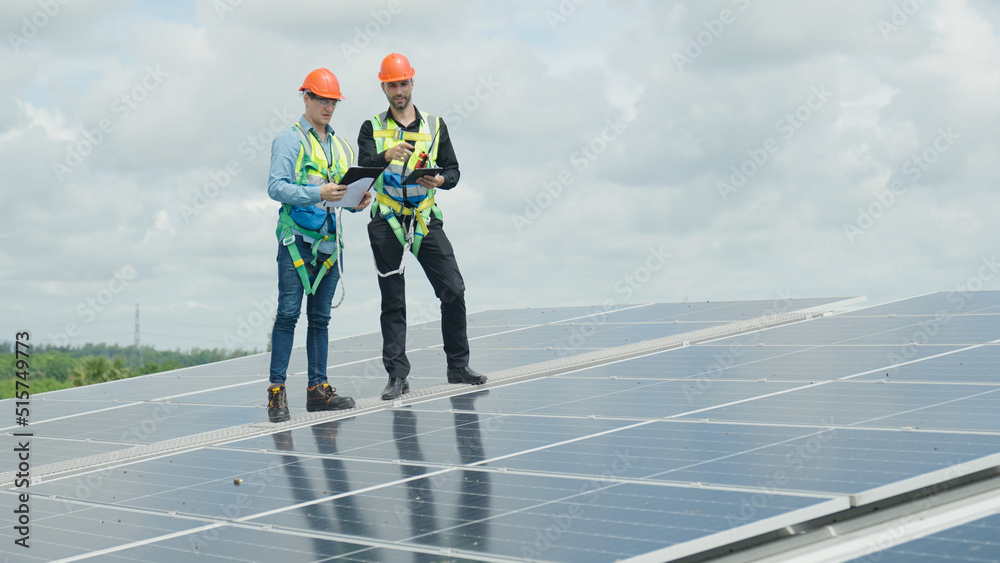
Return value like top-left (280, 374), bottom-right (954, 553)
top-left (309, 94), bottom-right (338, 108)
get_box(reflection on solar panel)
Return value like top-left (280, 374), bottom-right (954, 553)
top-left (844, 513), bottom-right (1000, 563)
top-left (2, 293), bottom-right (1000, 562)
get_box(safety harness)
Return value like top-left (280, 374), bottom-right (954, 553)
top-left (370, 111), bottom-right (443, 276)
top-left (275, 121), bottom-right (354, 305)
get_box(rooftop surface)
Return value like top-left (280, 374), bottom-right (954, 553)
top-left (2, 292), bottom-right (1000, 562)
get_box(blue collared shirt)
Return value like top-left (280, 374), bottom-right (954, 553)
top-left (268, 116), bottom-right (346, 254)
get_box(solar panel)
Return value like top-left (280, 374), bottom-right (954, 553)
top-left (563, 344), bottom-right (961, 382)
top-left (3, 293), bottom-right (1000, 562)
top-left (843, 513), bottom-right (1000, 563)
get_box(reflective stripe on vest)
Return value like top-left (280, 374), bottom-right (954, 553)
top-left (292, 122), bottom-right (354, 189)
top-left (370, 110), bottom-right (441, 206)
top-left (276, 123), bottom-right (354, 295)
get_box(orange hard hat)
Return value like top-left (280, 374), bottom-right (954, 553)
top-left (299, 68), bottom-right (345, 100)
top-left (378, 53), bottom-right (415, 83)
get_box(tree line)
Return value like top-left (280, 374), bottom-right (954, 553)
top-left (0, 342), bottom-right (258, 398)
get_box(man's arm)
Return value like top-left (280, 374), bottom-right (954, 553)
top-left (357, 120), bottom-right (390, 168)
top-left (359, 115), bottom-right (459, 189)
top-left (268, 129), bottom-right (322, 206)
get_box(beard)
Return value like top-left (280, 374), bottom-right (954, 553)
top-left (391, 94), bottom-right (410, 110)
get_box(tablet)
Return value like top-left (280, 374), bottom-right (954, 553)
top-left (402, 167), bottom-right (443, 185)
top-left (338, 166), bottom-right (384, 185)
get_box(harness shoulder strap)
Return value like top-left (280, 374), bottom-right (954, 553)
top-left (330, 136), bottom-right (354, 177)
top-left (292, 122), bottom-right (312, 160)
top-left (371, 112), bottom-right (389, 152)
top-left (427, 115), bottom-right (441, 161)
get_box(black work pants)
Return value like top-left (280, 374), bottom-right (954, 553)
top-left (368, 215), bottom-right (469, 379)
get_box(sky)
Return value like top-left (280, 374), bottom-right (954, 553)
top-left (1, 0), bottom-right (998, 352)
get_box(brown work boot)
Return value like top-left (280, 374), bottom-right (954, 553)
top-left (306, 382), bottom-right (355, 411)
top-left (267, 384), bottom-right (290, 423)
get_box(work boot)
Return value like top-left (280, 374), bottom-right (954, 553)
top-left (381, 377), bottom-right (410, 401)
top-left (267, 384), bottom-right (290, 423)
top-left (447, 366), bottom-right (487, 385)
top-left (306, 382), bottom-right (355, 411)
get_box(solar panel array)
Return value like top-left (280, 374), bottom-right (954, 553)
top-left (2, 292), bottom-right (1000, 562)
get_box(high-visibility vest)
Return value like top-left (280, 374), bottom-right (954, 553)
top-left (370, 110), bottom-right (443, 255)
top-left (275, 121), bottom-right (353, 295)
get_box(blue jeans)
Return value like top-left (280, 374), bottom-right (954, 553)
top-left (269, 236), bottom-right (340, 387)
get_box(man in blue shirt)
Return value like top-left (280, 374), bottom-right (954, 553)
top-left (265, 68), bottom-right (371, 423)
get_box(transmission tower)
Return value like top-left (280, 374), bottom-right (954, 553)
top-left (131, 303), bottom-right (144, 369)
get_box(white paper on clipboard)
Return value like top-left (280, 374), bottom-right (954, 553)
top-left (322, 178), bottom-right (376, 209)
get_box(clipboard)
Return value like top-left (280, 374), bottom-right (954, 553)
top-left (402, 167), bottom-right (443, 185)
top-left (337, 166), bottom-right (384, 185)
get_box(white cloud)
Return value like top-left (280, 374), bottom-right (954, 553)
top-left (1, 0), bottom-right (999, 351)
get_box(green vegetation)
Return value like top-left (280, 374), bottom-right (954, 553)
top-left (0, 342), bottom-right (257, 400)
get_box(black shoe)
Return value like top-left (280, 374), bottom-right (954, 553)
top-left (306, 382), bottom-right (355, 411)
top-left (447, 366), bottom-right (487, 385)
top-left (381, 377), bottom-right (410, 401)
top-left (267, 384), bottom-right (290, 423)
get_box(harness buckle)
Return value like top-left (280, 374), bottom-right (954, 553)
top-left (282, 234), bottom-right (295, 247)
top-left (392, 128), bottom-right (404, 141)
